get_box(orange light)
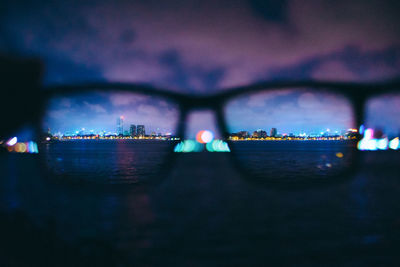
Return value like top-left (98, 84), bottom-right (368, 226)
top-left (196, 131), bottom-right (205, 143)
top-left (20, 143), bottom-right (27, 153)
top-left (15, 143), bottom-right (26, 153)
top-left (336, 152), bottom-right (344, 158)
top-left (196, 130), bottom-right (214, 144)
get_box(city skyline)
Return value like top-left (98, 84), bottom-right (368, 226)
top-left (42, 90), bottom-right (400, 140)
top-left (224, 89), bottom-right (357, 136)
top-left (43, 92), bottom-right (179, 136)
top-left (48, 121), bottom-right (166, 138)
top-left (229, 127), bottom-right (359, 139)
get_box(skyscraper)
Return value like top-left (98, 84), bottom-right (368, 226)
top-left (258, 130), bottom-right (267, 138)
top-left (130, 124), bottom-right (136, 137)
top-left (238, 131), bottom-right (249, 138)
top-left (252, 129), bottom-right (267, 138)
top-left (117, 116), bottom-right (124, 135)
top-left (270, 128), bottom-right (277, 137)
top-left (137, 125), bottom-right (145, 137)
top-left (252, 131), bottom-right (260, 138)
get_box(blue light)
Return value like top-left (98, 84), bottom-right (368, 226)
top-left (357, 128), bottom-right (396, 151)
top-left (359, 125), bottom-right (365, 135)
top-left (174, 140), bottom-right (204, 152)
top-left (206, 140), bottom-right (231, 152)
top-left (376, 138), bottom-right (388, 150)
top-left (389, 137), bottom-right (399, 150)
top-left (357, 138), bottom-right (378, 151)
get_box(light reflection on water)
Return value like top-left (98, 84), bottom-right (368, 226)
top-left (44, 140), bottom-right (173, 184)
top-left (44, 139), bottom-right (357, 183)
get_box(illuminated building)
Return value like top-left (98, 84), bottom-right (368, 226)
top-left (130, 124), bottom-right (136, 137)
top-left (137, 125), bottom-right (145, 136)
top-left (238, 131), bottom-right (249, 138)
top-left (252, 130), bottom-right (267, 138)
top-left (270, 128), bottom-right (277, 137)
top-left (79, 128), bottom-right (85, 136)
top-left (117, 116), bottom-right (124, 135)
top-left (258, 130), bottom-right (267, 138)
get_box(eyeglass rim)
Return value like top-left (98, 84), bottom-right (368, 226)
top-left (41, 78), bottom-right (400, 103)
top-left (34, 79), bottom-right (400, 188)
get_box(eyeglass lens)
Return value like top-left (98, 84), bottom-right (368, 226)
top-left (40, 91), bottom-right (180, 184)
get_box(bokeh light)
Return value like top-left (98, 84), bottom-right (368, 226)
top-left (196, 130), bottom-right (214, 144)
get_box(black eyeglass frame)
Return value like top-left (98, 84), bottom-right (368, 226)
top-left (32, 79), bottom-right (400, 189)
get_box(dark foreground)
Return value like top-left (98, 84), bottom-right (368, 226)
top-left (0, 151), bottom-right (399, 266)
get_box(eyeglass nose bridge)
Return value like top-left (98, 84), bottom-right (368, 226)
top-left (175, 96), bottom-right (229, 141)
top-left (178, 94), bottom-right (225, 110)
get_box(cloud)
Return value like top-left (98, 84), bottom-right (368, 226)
top-left (366, 94), bottom-right (400, 135)
top-left (297, 92), bottom-right (319, 109)
top-left (246, 90), bottom-right (293, 108)
top-left (108, 93), bottom-right (149, 106)
top-left (225, 88), bottom-right (355, 133)
top-left (83, 101), bottom-right (106, 113)
top-left (59, 98), bottom-right (71, 108)
top-left (311, 61), bottom-right (358, 81)
top-left (47, 109), bottom-right (69, 119)
top-left (2, 0), bottom-right (399, 90)
top-left (137, 104), bottom-right (160, 117)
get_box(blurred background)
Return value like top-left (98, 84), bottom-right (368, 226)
top-left (1, 0), bottom-right (400, 266)
top-left (1, 0), bottom-right (399, 89)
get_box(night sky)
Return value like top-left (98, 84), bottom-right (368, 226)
top-left (43, 92), bottom-right (179, 135)
top-left (1, 0), bottom-right (400, 136)
top-left (225, 89), bottom-right (355, 135)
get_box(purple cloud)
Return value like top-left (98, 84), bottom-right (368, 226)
top-left (1, 0), bottom-right (399, 91)
top-left (224, 89), bottom-right (355, 134)
top-left (42, 91), bottom-right (179, 135)
top-left (366, 94), bottom-right (400, 136)
top-left (83, 101), bottom-right (106, 113)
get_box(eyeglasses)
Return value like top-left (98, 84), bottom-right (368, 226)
top-left (8, 79), bottom-right (400, 187)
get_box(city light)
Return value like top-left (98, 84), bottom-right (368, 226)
top-left (44, 116), bottom-right (177, 141)
top-left (43, 114), bottom-right (400, 153)
top-left (174, 140), bottom-right (203, 152)
top-left (389, 137), bottom-right (399, 150)
top-left (357, 138), bottom-right (378, 151)
top-left (357, 128), bottom-right (399, 151)
top-left (364, 128), bottom-right (374, 139)
top-left (357, 128), bottom-right (377, 151)
top-left (335, 152), bottom-right (344, 158)
top-left (359, 125), bottom-right (365, 135)
top-left (5, 141), bottom-right (39, 153)
top-left (206, 140), bottom-right (231, 152)
top-left (6, 137), bottom-right (17, 146)
top-left (196, 130), bottom-right (214, 144)
top-left (14, 142), bottom-right (27, 153)
top-left (376, 138), bottom-right (389, 150)
top-left (229, 127), bottom-right (359, 141)
top-left (174, 139), bottom-right (231, 153)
